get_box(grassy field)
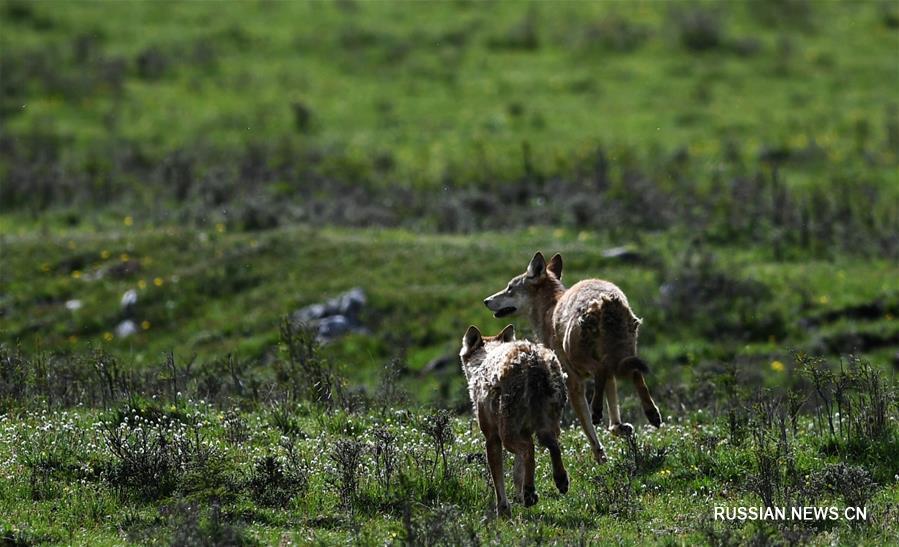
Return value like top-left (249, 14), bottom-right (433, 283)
top-left (2, 223), bottom-right (898, 545)
top-left (0, 345), bottom-right (897, 545)
top-left (2, 0), bottom-right (898, 212)
top-left (2, 0), bottom-right (899, 545)
top-left (4, 224), bottom-right (898, 387)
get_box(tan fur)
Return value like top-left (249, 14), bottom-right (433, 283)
top-left (484, 252), bottom-right (662, 463)
top-left (460, 325), bottom-right (569, 517)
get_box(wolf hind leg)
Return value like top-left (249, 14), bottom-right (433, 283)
top-left (591, 376), bottom-right (606, 425)
top-left (537, 431), bottom-right (569, 494)
top-left (605, 376), bottom-right (633, 436)
top-left (485, 435), bottom-right (510, 517)
top-left (633, 371), bottom-right (662, 427)
top-left (512, 453), bottom-right (524, 502)
top-left (521, 439), bottom-right (537, 507)
top-left (505, 437), bottom-right (538, 507)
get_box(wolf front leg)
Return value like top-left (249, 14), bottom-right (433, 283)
top-left (566, 374), bottom-right (607, 463)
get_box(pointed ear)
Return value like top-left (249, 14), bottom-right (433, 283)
top-left (548, 253), bottom-right (563, 280)
top-left (498, 324), bottom-right (515, 342)
top-left (462, 325), bottom-right (482, 352)
top-left (527, 252), bottom-right (546, 279)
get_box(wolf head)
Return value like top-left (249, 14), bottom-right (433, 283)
top-left (459, 324), bottom-right (515, 367)
top-left (483, 252), bottom-right (563, 318)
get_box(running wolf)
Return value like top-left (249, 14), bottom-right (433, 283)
top-left (483, 252), bottom-right (662, 463)
top-left (459, 324), bottom-right (569, 517)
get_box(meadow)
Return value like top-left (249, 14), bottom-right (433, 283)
top-left (1, 0), bottom-right (898, 545)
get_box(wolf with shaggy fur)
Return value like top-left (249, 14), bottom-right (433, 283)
top-left (483, 252), bottom-right (662, 463)
top-left (459, 324), bottom-right (569, 517)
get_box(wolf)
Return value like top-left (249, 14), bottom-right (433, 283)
top-left (459, 324), bottom-right (569, 517)
top-left (483, 252), bottom-right (662, 463)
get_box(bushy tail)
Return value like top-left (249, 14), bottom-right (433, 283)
top-left (524, 360), bottom-right (566, 421)
top-left (619, 355), bottom-right (650, 375)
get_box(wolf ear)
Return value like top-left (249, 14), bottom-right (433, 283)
top-left (498, 324), bottom-right (515, 342)
top-left (462, 325), bottom-right (483, 352)
top-left (527, 252), bottom-right (546, 279)
top-left (548, 253), bottom-right (563, 280)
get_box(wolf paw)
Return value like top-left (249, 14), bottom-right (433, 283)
top-left (523, 487), bottom-right (539, 507)
top-left (554, 471), bottom-right (570, 494)
top-left (592, 447), bottom-right (608, 464)
top-left (610, 422), bottom-right (634, 437)
top-left (497, 501), bottom-right (512, 518)
top-left (645, 406), bottom-right (662, 428)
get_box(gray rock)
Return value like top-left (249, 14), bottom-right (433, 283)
top-left (293, 287), bottom-right (366, 322)
top-left (291, 287), bottom-right (368, 342)
top-left (420, 353), bottom-right (457, 376)
top-left (601, 245), bottom-right (643, 263)
top-left (115, 319), bottom-right (138, 338)
top-left (294, 303), bottom-right (327, 323)
top-left (121, 289), bottom-right (138, 310)
top-left (318, 315), bottom-right (352, 338)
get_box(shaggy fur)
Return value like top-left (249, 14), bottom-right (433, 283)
top-left (484, 252), bottom-right (662, 463)
top-left (459, 324), bottom-right (569, 517)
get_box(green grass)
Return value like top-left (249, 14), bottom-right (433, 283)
top-left (3, 225), bottom-right (898, 381)
top-left (1, 389), bottom-right (896, 545)
top-left (2, 221), bottom-right (897, 544)
top-left (3, 1), bottom-right (899, 544)
top-left (2, 0), bottom-right (898, 190)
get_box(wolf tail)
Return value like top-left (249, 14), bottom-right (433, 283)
top-left (618, 355), bottom-right (650, 375)
top-left (565, 294), bottom-right (649, 375)
top-left (523, 357), bottom-right (566, 421)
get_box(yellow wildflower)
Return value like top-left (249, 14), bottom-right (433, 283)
top-left (123, 216), bottom-right (133, 226)
top-left (771, 360), bottom-right (785, 372)
top-left (153, 277), bottom-right (164, 287)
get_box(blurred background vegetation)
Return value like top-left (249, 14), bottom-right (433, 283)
top-left (1, 2), bottom-right (899, 544)
top-left (1, 0), bottom-right (898, 394)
